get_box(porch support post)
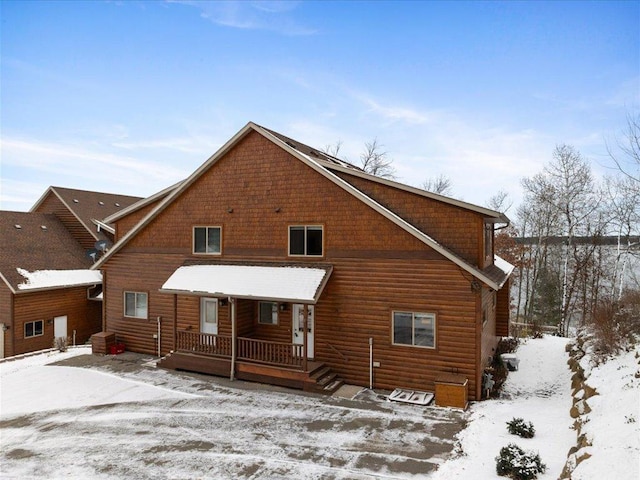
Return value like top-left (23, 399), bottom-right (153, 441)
top-left (172, 294), bottom-right (177, 352)
top-left (230, 297), bottom-right (236, 381)
top-left (302, 304), bottom-right (308, 372)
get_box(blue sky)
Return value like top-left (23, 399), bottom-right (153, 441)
top-left (1, 0), bottom-right (638, 214)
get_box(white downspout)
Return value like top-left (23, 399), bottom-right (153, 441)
top-left (157, 316), bottom-right (161, 357)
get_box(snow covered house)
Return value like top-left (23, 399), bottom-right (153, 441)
top-left (0, 188), bottom-right (142, 358)
top-left (93, 122), bottom-right (513, 400)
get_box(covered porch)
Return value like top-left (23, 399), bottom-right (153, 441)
top-left (157, 262), bottom-right (341, 392)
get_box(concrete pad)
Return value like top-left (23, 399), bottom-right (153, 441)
top-left (332, 383), bottom-right (366, 400)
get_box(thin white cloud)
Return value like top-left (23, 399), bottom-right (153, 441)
top-left (351, 91), bottom-right (430, 125)
top-left (171, 0), bottom-right (316, 36)
top-left (0, 137), bottom-right (192, 212)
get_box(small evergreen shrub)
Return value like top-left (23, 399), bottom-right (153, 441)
top-left (496, 443), bottom-right (546, 480)
top-left (506, 417), bottom-right (536, 438)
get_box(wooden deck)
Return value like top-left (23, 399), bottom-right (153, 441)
top-left (159, 331), bottom-right (343, 393)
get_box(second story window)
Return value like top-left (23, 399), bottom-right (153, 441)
top-left (289, 225), bottom-right (323, 256)
top-left (194, 226), bottom-right (221, 254)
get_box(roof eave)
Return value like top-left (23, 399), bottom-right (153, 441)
top-left (0, 272), bottom-right (17, 294)
top-left (14, 281), bottom-right (102, 295)
top-left (320, 162), bottom-right (510, 223)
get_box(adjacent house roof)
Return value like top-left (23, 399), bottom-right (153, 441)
top-left (103, 181), bottom-right (182, 225)
top-left (0, 211), bottom-right (97, 293)
top-left (160, 263), bottom-right (333, 303)
top-left (31, 186), bottom-right (143, 246)
top-left (94, 122), bottom-right (511, 290)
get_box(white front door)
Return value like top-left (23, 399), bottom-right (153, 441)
top-left (292, 304), bottom-right (314, 359)
top-left (54, 315), bottom-right (67, 339)
top-left (200, 298), bottom-right (218, 335)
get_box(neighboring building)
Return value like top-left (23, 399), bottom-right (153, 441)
top-left (0, 188), bottom-right (142, 358)
top-left (31, 186), bottom-right (143, 250)
top-left (94, 122), bottom-right (513, 400)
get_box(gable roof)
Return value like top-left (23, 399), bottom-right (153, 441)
top-left (31, 186), bottom-right (143, 245)
top-left (0, 211), bottom-right (95, 293)
top-left (94, 122), bottom-right (511, 290)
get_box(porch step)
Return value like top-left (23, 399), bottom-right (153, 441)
top-left (309, 365), bottom-right (344, 394)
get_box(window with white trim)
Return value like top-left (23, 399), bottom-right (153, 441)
top-left (193, 226), bottom-right (222, 254)
top-left (24, 320), bottom-right (44, 338)
top-left (289, 225), bottom-right (323, 256)
top-left (258, 302), bottom-right (278, 325)
top-left (124, 291), bottom-right (148, 319)
top-left (392, 311), bottom-right (436, 348)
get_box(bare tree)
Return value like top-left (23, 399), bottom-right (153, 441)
top-left (360, 138), bottom-right (396, 179)
top-left (486, 189), bottom-right (513, 214)
top-left (604, 174), bottom-right (640, 299)
top-left (607, 112), bottom-right (640, 183)
top-left (422, 175), bottom-right (453, 196)
top-left (322, 140), bottom-right (344, 159)
top-left (521, 144), bottom-right (602, 335)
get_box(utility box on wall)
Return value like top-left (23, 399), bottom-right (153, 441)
top-left (435, 373), bottom-right (468, 409)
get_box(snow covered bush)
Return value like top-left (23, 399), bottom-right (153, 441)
top-left (496, 443), bottom-right (546, 480)
top-left (506, 418), bottom-right (536, 438)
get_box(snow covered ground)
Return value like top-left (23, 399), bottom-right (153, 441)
top-left (1, 336), bottom-right (638, 479)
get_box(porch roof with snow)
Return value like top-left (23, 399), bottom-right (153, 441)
top-left (159, 264), bottom-right (333, 304)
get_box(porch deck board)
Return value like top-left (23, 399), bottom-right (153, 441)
top-left (158, 352), bottom-right (327, 391)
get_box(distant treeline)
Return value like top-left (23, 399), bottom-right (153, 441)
top-left (515, 236), bottom-right (640, 246)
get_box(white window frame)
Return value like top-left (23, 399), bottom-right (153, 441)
top-left (258, 301), bottom-right (279, 325)
top-left (124, 291), bottom-right (148, 319)
top-left (24, 319), bottom-right (44, 338)
top-left (392, 311), bottom-right (436, 349)
top-left (193, 226), bottom-right (222, 255)
top-left (288, 225), bottom-right (324, 257)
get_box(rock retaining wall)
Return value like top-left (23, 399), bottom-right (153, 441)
top-left (559, 334), bottom-right (598, 479)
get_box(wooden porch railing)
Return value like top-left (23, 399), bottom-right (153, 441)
top-left (238, 337), bottom-right (304, 368)
top-left (176, 331), bottom-right (305, 369)
top-left (177, 331), bottom-right (232, 357)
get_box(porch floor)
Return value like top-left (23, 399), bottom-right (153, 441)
top-left (157, 351), bottom-right (342, 393)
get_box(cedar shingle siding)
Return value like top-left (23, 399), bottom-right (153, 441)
top-left (100, 125), bottom-right (512, 400)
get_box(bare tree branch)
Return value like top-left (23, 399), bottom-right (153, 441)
top-left (422, 175), bottom-right (453, 196)
top-left (359, 138), bottom-right (396, 179)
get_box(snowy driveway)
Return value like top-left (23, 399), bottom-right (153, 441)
top-left (0, 349), bottom-right (465, 479)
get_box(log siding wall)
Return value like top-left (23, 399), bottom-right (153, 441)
top-left (102, 130), bottom-right (501, 400)
top-left (0, 283), bottom-right (14, 357)
top-left (10, 287), bottom-right (102, 356)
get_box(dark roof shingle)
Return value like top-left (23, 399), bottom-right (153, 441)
top-left (0, 211), bottom-right (92, 290)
